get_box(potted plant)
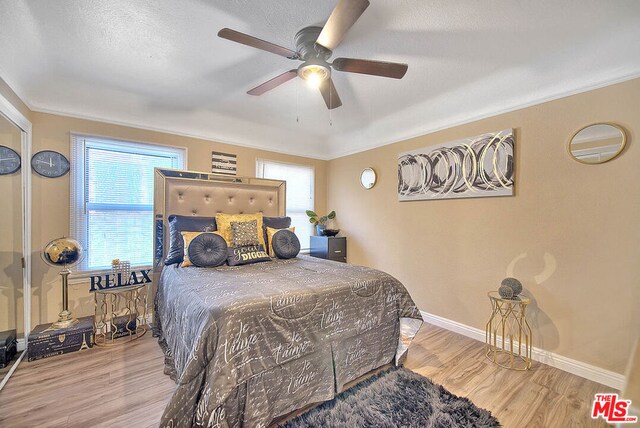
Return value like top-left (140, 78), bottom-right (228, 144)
top-left (306, 210), bottom-right (336, 235)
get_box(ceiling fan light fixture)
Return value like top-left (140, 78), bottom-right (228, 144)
top-left (305, 67), bottom-right (326, 89)
top-left (298, 62), bottom-right (330, 89)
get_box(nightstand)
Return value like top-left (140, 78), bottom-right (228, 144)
top-left (310, 236), bottom-right (347, 263)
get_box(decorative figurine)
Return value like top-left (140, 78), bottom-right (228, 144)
top-left (500, 277), bottom-right (523, 299)
top-left (498, 284), bottom-right (515, 299)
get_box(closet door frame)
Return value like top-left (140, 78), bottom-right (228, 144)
top-left (0, 93), bottom-right (32, 391)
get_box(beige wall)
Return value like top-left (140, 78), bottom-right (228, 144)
top-left (327, 78), bottom-right (640, 375)
top-left (30, 112), bottom-right (328, 328)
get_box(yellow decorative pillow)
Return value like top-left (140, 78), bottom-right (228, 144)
top-left (266, 226), bottom-right (295, 257)
top-left (215, 213), bottom-right (266, 248)
top-left (180, 231), bottom-right (223, 267)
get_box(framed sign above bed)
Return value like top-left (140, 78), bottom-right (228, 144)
top-left (211, 151), bottom-right (237, 176)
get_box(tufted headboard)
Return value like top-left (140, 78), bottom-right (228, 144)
top-left (152, 168), bottom-right (286, 282)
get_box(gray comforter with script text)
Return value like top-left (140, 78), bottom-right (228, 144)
top-left (155, 255), bottom-right (422, 428)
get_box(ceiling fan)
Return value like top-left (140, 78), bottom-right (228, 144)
top-left (218, 0), bottom-right (408, 109)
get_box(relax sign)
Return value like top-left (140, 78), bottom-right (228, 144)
top-left (89, 269), bottom-right (151, 292)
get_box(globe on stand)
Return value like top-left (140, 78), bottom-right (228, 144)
top-left (42, 237), bottom-right (84, 329)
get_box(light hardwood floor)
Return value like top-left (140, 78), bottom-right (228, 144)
top-left (0, 324), bottom-right (613, 427)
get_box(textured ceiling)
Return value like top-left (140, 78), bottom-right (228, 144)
top-left (1, 0), bottom-right (639, 159)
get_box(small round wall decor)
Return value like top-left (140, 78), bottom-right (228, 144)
top-left (31, 150), bottom-right (70, 178)
top-left (0, 145), bottom-right (21, 175)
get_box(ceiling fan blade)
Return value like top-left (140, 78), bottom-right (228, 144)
top-left (316, 0), bottom-right (370, 51)
top-left (319, 78), bottom-right (343, 109)
top-left (332, 58), bottom-right (408, 79)
top-left (218, 28), bottom-right (298, 59)
top-left (247, 70), bottom-right (298, 96)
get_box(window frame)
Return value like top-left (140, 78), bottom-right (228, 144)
top-left (70, 133), bottom-right (186, 278)
top-left (255, 158), bottom-right (315, 251)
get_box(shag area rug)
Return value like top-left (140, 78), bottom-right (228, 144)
top-left (281, 367), bottom-right (500, 428)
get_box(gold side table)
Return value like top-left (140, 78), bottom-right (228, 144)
top-left (485, 291), bottom-right (532, 370)
top-left (93, 283), bottom-right (148, 347)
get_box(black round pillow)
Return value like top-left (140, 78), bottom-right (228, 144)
top-left (187, 233), bottom-right (228, 267)
top-left (272, 229), bottom-right (300, 259)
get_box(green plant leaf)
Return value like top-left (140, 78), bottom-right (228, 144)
top-left (308, 218), bottom-right (316, 224)
top-left (319, 216), bottom-right (328, 223)
top-left (306, 210), bottom-right (317, 217)
top-left (327, 211), bottom-right (336, 219)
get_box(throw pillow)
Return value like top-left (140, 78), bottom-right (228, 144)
top-left (271, 229), bottom-right (301, 259)
top-left (262, 216), bottom-right (292, 246)
top-left (215, 213), bottom-right (266, 248)
top-left (231, 220), bottom-right (260, 247)
top-left (186, 232), bottom-right (228, 268)
top-left (165, 215), bottom-right (217, 265)
top-left (227, 244), bottom-right (271, 266)
top-left (181, 231), bottom-right (224, 267)
top-left (266, 226), bottom-right (295, 257)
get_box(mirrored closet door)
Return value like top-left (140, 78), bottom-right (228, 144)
top-left (0, 100), bottom-right (31, 390)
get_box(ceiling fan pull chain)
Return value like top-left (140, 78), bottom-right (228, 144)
top-left (296, 79), bottom-right (300, 123)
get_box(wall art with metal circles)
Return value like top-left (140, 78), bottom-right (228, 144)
top-left (398, 128), bottom-right (514, 201)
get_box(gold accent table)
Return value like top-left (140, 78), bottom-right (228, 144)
top-left (485, 291), bottom-right (532, 370)
top-left (93, 283), bottom-right (148, 347)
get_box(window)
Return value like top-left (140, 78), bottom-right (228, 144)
top-left (256, 159), bottom-right (315, 250)
top-left (71, 134), bottom-right (185, 272)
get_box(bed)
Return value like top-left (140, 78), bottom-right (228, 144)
top-left (152, 168), bottom-right (422, 428)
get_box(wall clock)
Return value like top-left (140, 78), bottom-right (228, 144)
top-left (31, 150), bottom-right (70, 178)
top-left (0, 145), bottom-right (21, 175)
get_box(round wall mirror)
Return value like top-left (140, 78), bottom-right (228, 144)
top-left (569, 123), bottom-right (626, 164)
top-left (360, 168), bottom-right (377, 189)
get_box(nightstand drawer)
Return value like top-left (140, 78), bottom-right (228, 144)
top-left (328, 238), bottom-right (346, 256)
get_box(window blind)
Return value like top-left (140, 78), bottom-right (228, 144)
top-left (70, 134), bottom-right (185, 272)
top-left (256, 159), bottom-right (315, 250)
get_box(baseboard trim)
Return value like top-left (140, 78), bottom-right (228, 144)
top-left (420, 310), bottom-right (625, 390)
